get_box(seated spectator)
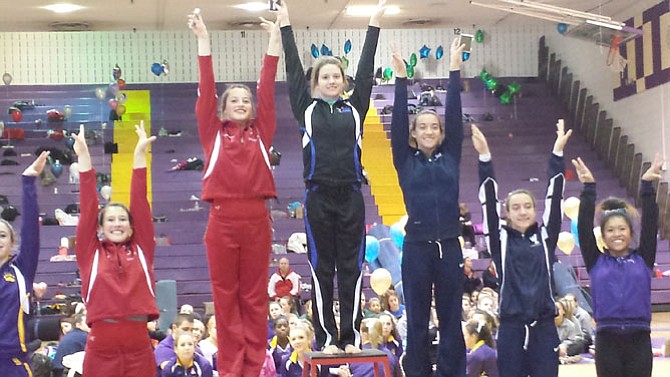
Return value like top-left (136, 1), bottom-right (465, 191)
top-left (563, 293), bottom-right (593, 348)
top-left (180, 304), bottom-right (202, 321)
top-left (268, 316), bottom-right (292, 372)
top-left (198, 316), bottom-right (218, 377)
top-left (481, 260), bottom-right (499, 292)
top-left (161, 331), bottom-right (212, 377)
top-left (299, 299), bottom-right (313, 321)
top-left (461, 241), bottom-right (479, 260)
top-left (469, 309), bottom-right (498, 338)
top-left (52, 313), bottom-right (90, 377)
top-left (555, 301), bottom-right (586, 357)
top-left (463, 257), bottom-right (482, 295)
top-left (279, 295), bottom-right (299, 316)
top-left (365, 297), bottom-right (382, 318)
top-left (60, 317), bottom-right (73, 339)
top-left (462, 293), bottom-right (474, 321)
top-left (192, 319), bottom-right (205, 345)
top-left (155, 313), bottom-right (195, 371)
top-left (268, 257), bottom-right (301, 301)
top-left (286, 313), bottom-right (300, 330)
top-left (350, 318), bottom-right (400, 377)
top-left (379, 313), bottom-right (403, 358)
top-left (148, 319), bottom-right (167, 349)
top-left (463, 319), bottom-right (499, 377)
top-left (382, 290), bottom-right (405, 319)
top-left (268, 301), bottom-right (283, 340)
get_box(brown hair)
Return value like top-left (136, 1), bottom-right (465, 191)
top-left (361, 318), bottom-right (384, 348)
top-left (464, 318), bottom-right (495, 348)
top-left (504, 189), bottom-right (536, 212)
top-left (409, 110), bottom-right (444, 148)
top-left (217, 84), bottom-right (255, 123)
top-left (310, 57), bottom-right (348, 96)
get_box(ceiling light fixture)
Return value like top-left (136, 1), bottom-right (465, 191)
top-left (233, 2), bottom-right (270, 12)
top-left (345, 5), bottom-right (400, 17)
top-left (586, 19), bottom-right (623, 31)
top-left (42, 3), bottom-right (84, 14)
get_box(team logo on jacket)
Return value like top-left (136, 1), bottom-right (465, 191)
top-left (3, 272), bottom-right (16, 282)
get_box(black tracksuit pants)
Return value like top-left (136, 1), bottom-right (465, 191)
top-left (304, 183), bottom-right (365, 349)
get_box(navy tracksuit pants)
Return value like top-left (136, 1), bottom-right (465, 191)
top-left (402, 238), bottom-right (466, 377)
top-left (497, 318), bottom-right (559, 377)
top-left (304, 183), bottom-right (365, 350)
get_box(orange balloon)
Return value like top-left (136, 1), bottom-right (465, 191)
top-left (116, 105), bottom-right (126, 116)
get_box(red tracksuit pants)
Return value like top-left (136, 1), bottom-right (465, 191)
top-left (205, 199), bottom-right (271, 377)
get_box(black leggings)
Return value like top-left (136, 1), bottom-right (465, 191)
top-left (595, 330), bottom-right (652, 377)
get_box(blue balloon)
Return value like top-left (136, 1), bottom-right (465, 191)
top-left (389, 224), bottom-right (405, 250)
top-left (151, 62), bottom-right (164, 76)
top-left (557, 23), bottom-right (568, 34)
top-left (436, 45), bottom-right (444, 60)
top-left (321, 44), bottom-right (332, 56)
top-left (344, 39), bottom-right (352, 54)
top-left (571, 218), bottom-right (580, 247)
top-left (311, 44), bottom-right (319, 59)
top-left (64, 136), bottom-right (75, 150)
top-left (51, 160), bottom-right (63, 178)
top-left (365, 235), bottom-right (380, 263)
top-left (419, 45), bottom-right (431, 59)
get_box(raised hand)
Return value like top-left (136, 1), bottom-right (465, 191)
top-left (369, 0), bottom-right (387, 28)
top-left (23, 151), bottom-right (50, 177)
top-left (260, 16), bottom-right (281, 56)
top-left (471, 124), bottom-right (490, 156)
top-left (571, 157), bottom-right (595, 184)
top-left (275, 0), bottom-right (290, 27)
top-left (391, 50), bottom-right (407, 78)
top-left (188, 8), bottom-right (207, 38)
top-left (134, 120), bottom-right (157, 156)
top-left (72, 124), bottom-right (89, 157)
top-left (449, 37), bottom-right (465, 70)
top-left (552, 119), bottom-right (573, 153)
top-left (641, 153), bottom-right (664, 181)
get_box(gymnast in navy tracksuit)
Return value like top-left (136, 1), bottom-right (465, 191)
top-left (472, 121), bottom-right (572, 377)
top-left (389, 39), bottom-right (466, 377)
top-left (0, 152), bottom-right (49, 377)
top-left (278, 0), bottom-right (386, 353)
top-left (572, 155), bottom-right (662, 377)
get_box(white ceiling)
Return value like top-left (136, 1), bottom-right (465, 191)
top-left (0, 0), bottom-right (645, 32)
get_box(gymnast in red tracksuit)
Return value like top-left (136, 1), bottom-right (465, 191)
top-left (73, 122), bottom-right (159, 377)
top-left (190, 8), bottom-right (281, 377)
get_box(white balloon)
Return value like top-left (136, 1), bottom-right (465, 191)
top-left (100, 185), bottom-right (112, 200)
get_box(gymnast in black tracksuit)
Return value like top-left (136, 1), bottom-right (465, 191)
top-left (472, 122), bottom-right (571, 377)
top-left (278, 0), bottom-right (386, 353)
top-left (389, 39), bottom-right (466, 377)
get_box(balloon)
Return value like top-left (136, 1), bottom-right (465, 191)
top-left (64, 136), bottom-right (75, 150)
top-left (310, 44), bottom-right (319, 59)
top-left (435, 45), bottom-right (444, 60)
top-left (151, 62), bottom-right (164, 76)
top-left (508, 82), bottom-right (521, 95)
top-left (320, 44), bottom-right (332, 57)
top-left (161, 60), bottom-right (170, 75)
top-left (2, 72), bottom-right (12, 85)
top-left (462, 51), bottom-right (471, 62)
top-left (116, 104), bottom-right (127, 116)
top-left (564, 196), bottom-right (580, 220)
top-left (69, 162), bottom-right (80, 183)
top-left (112, 64), bottom-right (122, 81)
top-left (365, 235), bottom-right (380, 263)
top-left (108, 99), bottom-right (118, 110)
top-left (51, 160), bottom-right (63, 178)
top-left (370, 268), bottom-right (392, 296)
top-left (475, 29), bottom-right (485, 43)
top-left (419, 45), bottom-right (431, 59)
top-left (344, 39), bottom-right (352, 54)
top-left (389, 222), bottom-right (405, 249)
top-left (593, 226), bottom-right (605, 252)
top-left (557, 23), bottom-right (568, 34)
top-left (406, 65), bottom-right (415, 79)
top-left (95, 87), bottom-right (106, 100)
top-left (485, 77), bottom-right (498, 90)
top-left (11, 109), bottom-right (22, 122)
top-left (117, 79), bottom-right (126, 90)
top-left (458, 236), bottom-right (465, 249)
top-left (557, 231), bottom-right (575, 255)
top-left (100, 185), bottom-right (113, 201)
top-left (570, 218), bottom-right (580, 247)
top-left (116, 93), bottom-right (127, 104)
top-left (382, 67), bottom-right (393, 81)
top-left (341, 56), bottom-right (349, 70)
top-left (108, 83), bottom-right (120, 96)
top-left (63, 105), bottom-right (73, 119)
top-left (480, 70), bottom-right (491, 82)
top-left (409, 53), bottom-right (418, 67)
top-left (499, 91), bottom-right (512, 104)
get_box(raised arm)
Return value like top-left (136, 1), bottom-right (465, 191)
top-left (73, 124), bottom-right (101, 265)
top-left (348, 0), bottom-right (385, 118)
top-left (472, 125), bottom-right (501, 260)
top-left (191, 9), bottom-right (221, 148)
top-left (440, 37), bottom-right (466, 159)
top-left (390, 51), bottom-right (410, 169)
top-left (15, 151), bottom-right (49, 283)
top-left (639, 154), bottom-right (663, 268)
top-left (131, 121), bottom-right (156, 258)
top-left (542, 120), bottom-right (571, 255)
top-left (255, 16), bottom-right (281, 145)
top-left (572, 158), bottom-right (599, 271)
top-left (277, 1), bottom-right (312, 123)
